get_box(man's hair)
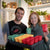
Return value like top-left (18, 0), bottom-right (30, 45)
top-left (15, 7), bottom-right (25, 14)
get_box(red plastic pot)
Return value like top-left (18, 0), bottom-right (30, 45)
top-left (45, 15), bottom-right (48, 20)
top-left (30, 37), bottom-right (34, 41)
top-left (26, 37), bottom-right (33, 44)
top-left (22, 37), bottom-right (33, 44)
top-left (27, 40), bottom-right (34, 45)
top-left (42, 24), bottom-right (48, 32)
top-left (45, 15), bottom-right (50, 20)
top-left (26, 37), bottom-right (34, 44)
top-left (38, 36), bottom-right (42, 41)
top-left (26, 39), bottom-right (31, 44)
top-left (34, 36), bottom-right (38, 43)
top-left (35, 36), bottom-right (38, 38)
top-left (30, 37), bottom-right (34, 39)
top-left (22, 38), bottom-right (26, 44)
top-left (48, 15), bottom-right (50, 20)
top-left (26, 37), bottom-right (33, 39)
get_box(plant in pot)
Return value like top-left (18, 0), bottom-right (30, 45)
top-left (39, 10), bottom-right (47, 21)
top-left (41, 11), bottom-right (50, 20)
top-left (36, 10), bottom-right (41, 15)
top-left (24, 0), bottom-right (34, 6)
top-left (30, 10), bottom-right (47, 21)
top-left (30, 10), bottom-right (41, 15)
top-left (45, 14), bottom-right (50, 20)
top-left (30, 10), bottom-right (34, 13)
top-left (2, 1), bottom-right (7, 8)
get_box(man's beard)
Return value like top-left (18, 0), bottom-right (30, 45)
top-left (15, 17), bottom-right (22, 21)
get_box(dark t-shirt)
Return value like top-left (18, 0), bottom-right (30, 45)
top-left (8, 20), bottom-right (27, 35)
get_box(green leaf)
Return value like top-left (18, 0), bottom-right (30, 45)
top-left (28, 2), bottom-right (32, 6)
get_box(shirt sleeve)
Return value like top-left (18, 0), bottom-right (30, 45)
top-left (0, 22), bottom-right (5, 45)
top-left (2, 23), bottom-right (9, 36)
top-left (23, 26), bottom-right (27, 33)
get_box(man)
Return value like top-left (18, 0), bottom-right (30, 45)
top-left (3, 7), bottom-right (27, 50)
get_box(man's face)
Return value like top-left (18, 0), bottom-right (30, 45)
top-left (15, 9), bottom-right (24, 21)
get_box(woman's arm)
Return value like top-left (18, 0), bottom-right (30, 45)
top-left (44, 33), bottom-right (49, 42)
top-left (43, 29), bottom-right (49, 42)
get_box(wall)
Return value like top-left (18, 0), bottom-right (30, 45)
top-left (4, 0), bottom-right (17, 3)
top-left (21, 0), bottom-right (30, 27)
top-left (2, 0), bottom-right (18, 7)
top-left (21, 0), bottom-right (50, 27)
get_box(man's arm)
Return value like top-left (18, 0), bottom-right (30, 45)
top-left (0, 22), bottom-right (5, 45)
top-left (2, 23), bottom-right (9, 36)
top-left (2, 23), bottom-right (9, 44)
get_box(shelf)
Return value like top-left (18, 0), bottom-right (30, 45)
top-left (42, 20), bottom-right (50, 22)
top-left (48, 27), bottom-right (50, 28)
top-left (0, 8), bottom-right (16, 11)
top-left (28, 3), bottom-right (50, 9)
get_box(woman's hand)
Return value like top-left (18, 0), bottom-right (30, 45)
top-left (46, 29), bottom-right (49, 35)
top-left (43, 32), bottom-right (49, 42)
top-left (43, 28), bottom-right (49, 36)
top-left (44, 35), bottom-right (49, 42)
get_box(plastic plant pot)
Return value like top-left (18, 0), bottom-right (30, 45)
top-left (27, 40), bottom-right (34, 45)
top-left (42, 24), bottom-right (48, 32)
top-left (25, 37), bottom-right (34, 44)
top-left (24, 48), bottom-right (30, 50)
top-left (22, 37), bottom-right (34, 44)
top-left (22, 37), bottom-right (30, 44)
top-left (34, 36), bottom-right (38, 43)
top-left (38, 36), bottom-right (42, 41)
top-left (26, 39), bottom-right (31, 44)
top-left (22, 38), bottom-right (26, 44)
top-left (30, 37), bottom-right (34, 41)
top-left (26, 28), bottom-right (31, 34)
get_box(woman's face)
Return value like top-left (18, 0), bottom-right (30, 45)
top-left (31, 14), bottom-right (38, 25)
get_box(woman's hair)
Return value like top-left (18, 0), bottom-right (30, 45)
top-left (28, 12), bottom-right (42, 27)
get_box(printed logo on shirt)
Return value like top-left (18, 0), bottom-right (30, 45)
top-left (11, 26), bottom-right (22, 34)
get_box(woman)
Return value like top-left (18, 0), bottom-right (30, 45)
top-left (28, 12), bottom-right (49, 50)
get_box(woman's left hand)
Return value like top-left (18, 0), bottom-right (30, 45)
top-left (43, 31), bottom-right (49, 42)
top-left (43, 28), bottom-right (49, 42)
top-left (44, 29), bottom-right (49, 36)
top-left (46, 29), bottom-right (49, 35)
top-left (44, 35), bottom-right (49, 42)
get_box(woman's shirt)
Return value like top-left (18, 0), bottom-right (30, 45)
top-left (31, 24), bottom-right (44, 37)
top-left (30, 24), bottom-right (49, 50)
